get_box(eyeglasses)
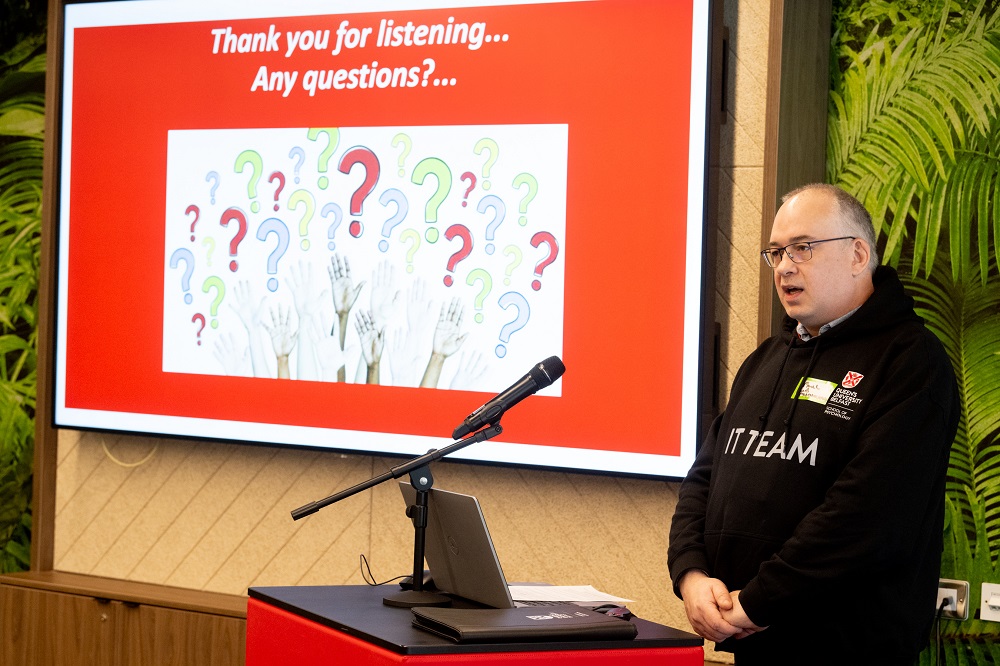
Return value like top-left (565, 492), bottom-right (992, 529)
top-left (761, 236), bottom-right (856, 268)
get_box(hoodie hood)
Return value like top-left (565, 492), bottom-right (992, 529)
top-left (778, 265), bottom-right (922, 344)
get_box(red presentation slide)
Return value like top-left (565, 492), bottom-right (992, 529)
top-left (56, 0), bottom-right (711, 477)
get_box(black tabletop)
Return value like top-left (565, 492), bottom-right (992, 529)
top-left (248, 584), bottom-right (703, 655)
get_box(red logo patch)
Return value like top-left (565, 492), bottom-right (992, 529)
top-left (842, 371), bottom-right (864, 388)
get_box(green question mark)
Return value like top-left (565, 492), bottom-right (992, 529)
top-left (400, 229), bottom-right (421, 273)
top-left (512, 173), bottom-right (538, 226)
top-left (410, 157), bottom-right (452, 243)
top-left (502, 245), bottom-right (522, 286)
top-left (201, 276), bottom-right (226, 329)
top-left (392, 133), bottom-right (412, 177)
top-left (235, 150), bottom-right (263, 213)
top-left (202, 237), bottom-right (215, 267)
top-left (466, 268), bottom-right (493, 323)
top-left (307, 127), bottom-right (340, 189)
top-left (288, 189), bottom-right (316, 250)
top-left (474, 138), bottom-right (499, 191)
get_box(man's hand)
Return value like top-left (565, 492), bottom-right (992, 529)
top-left (450, 350), bottom-right (488, 391)
top-left (355, 310), bottom-right (385, 367)
top-left (288, 260), bottom-right (326, 321)
top-left (369, 261), bottom-right (402, 329)
top-left (678, 570), bottom-right (741, 643)
top-left (327, 254), bottom-right (365, 320)
top-left (722, 590), bottom-right (768, 639)
top-left (431, 298), bottom-right (468, 357)
top-left (263, 305), bottom-right (298, 356)
top-left (231, 280), bottom-right (265, 332)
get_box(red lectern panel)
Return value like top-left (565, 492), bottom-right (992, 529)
top-left (246, 587), bottom-right (703, 666)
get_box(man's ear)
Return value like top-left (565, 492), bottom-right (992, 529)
top-left (851, 238), bottom-right (871, 276)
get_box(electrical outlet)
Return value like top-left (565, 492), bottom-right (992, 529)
top-left (982, 583), bottom-right (1000, 623)
top-left (937, 578), bottom-right (969, 620)
top-left (936, 588), bottom-right (957, 613)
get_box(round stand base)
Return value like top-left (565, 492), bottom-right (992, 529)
top-left (382, 590), bottom-right (452, 608)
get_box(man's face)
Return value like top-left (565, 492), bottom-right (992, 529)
top-left (768, 190), bottom-right (867, 336)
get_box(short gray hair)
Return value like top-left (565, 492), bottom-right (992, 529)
top-left (782, 183), bottom-right (880, 271)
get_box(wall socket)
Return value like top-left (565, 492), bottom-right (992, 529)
top-left (982, 583), bottom-right (1000, 622)
top-left (937, 578), bottom-right (969, 620)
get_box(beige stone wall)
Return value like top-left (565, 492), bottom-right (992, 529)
top-left (52, 1), bottom-right (768, 663)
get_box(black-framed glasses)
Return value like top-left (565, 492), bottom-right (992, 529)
top-left (761, 236), bottom-right (856, 267)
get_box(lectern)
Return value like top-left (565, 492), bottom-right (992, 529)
top-left (246, 585), bottom-right (704, 666)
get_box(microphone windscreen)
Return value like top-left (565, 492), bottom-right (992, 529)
top-left (531, 356), bottom-right (565, 388)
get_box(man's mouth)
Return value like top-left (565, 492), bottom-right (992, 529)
top-left (783, 286), bottom-right (803, 296)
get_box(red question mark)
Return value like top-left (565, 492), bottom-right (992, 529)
top-left (191, 313), bottom-right (206, 345)
top-left (186, 204), bottom-right (200, 242)
top-left (460, 171), bottom-right (477, 207)
top-left (443, 224), bottom-right (473, 287)
top-left (268, 171), bottom-right (286, 211)
top-left (220, 207), bottom-right (248, 272)
top-left (529, 231), bottom-right (559, 291)
top-left (338, 147), bottom-right (381, 216)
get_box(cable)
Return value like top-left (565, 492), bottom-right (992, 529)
top-left (935, 596), bottom-right (949, 666)
top-left (101, 437), bottom-right (159, 468)
top-left (359, 554), bottom-right (410, 587)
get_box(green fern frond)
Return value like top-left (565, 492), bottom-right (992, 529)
top-left (901, 257), bottom-right (1000, 559)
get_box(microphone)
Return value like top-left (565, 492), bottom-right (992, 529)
top-left (452, 356), bottom-right (565, 439)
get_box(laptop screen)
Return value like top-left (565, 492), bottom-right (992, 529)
top-left (399, 482), bottom-right (515, 609)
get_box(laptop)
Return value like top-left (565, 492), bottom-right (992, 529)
top-left (398, 482), bottom-right (612, 609)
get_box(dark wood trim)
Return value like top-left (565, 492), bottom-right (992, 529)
top-left (32, 0), bottom-right (65, 573)
top-left (759, 0), bottom-right (833, 342)
top-left (0, 571), bottom-right (247, 618)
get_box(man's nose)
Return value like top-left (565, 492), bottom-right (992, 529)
top-left (775, 250), bottom-right (796, 272)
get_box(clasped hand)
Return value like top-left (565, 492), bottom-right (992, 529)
top-left (678, 571), bottom-right (767, 643)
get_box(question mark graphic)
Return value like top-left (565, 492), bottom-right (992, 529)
top-left (338, 147), bottom-right (381, 240)
top-left (186, 204), bottom-right (200, 242)
top-left (288, 146), bottom-right (306, 184)
top-left (474, 138), bottom-right (499, 191)
top-left (234, 150), bottom-right (263, 213)
top-left (391, 133), bottom-right (412, 177)
top-left (256, 218), bottom-right (290, 292)
top-left (502, 245), bottom-right (522, 286)
top-left (202, 237), bottom-right (215, 266)
top-left (378, 189), bottom-right (409, 252)
top-left (460, 171), bottom-right (477, 207)
top-left (410, 157), bottom-right (452, 243)
top-left (219, 207), bottom-right (248, 272)
top-left (399, 229), bottom-right (421, 273)
top-left (269, 171), bottom-right (286, 211)
top-left (496, 292), bottom-right (530, 358)
top-left (322, 202), bottom-right (343, 251)
top-left (476, 195), bottom-right (506, 255)
top-left (287, 189), bottom-right (316, 250)
top-left (443, 224), bottom-right (473, 287)
top-left (191, 313), bottom-right (206, 345)
top-left (465, 268), bottom-right (493, 323)
top-left (530, 231), bottom-right (560, 291)
top-left (421, 58), bottom-right (436, 86)
top-left (306, 127), bottom-right (340, 189)
top-left (201, 276), bottom-right (226, 329)
top-left (169, 248), bottom-right (195, 304)
top-left (512, 173), bottom-right (538, 226)
top-left (206, 171), bottom-right (220, 205)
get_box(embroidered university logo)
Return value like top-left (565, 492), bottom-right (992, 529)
top-left (842, 371), bottom-right (864, 388)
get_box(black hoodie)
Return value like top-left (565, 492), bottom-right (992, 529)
top-left (668, 266), bottom-right (960, 664)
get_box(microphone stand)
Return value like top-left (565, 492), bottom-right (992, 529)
top-left (290, 423), bottom-right (503, 608)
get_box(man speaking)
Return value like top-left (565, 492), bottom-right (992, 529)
top-left (668, 184), bottom-right (960, 665)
